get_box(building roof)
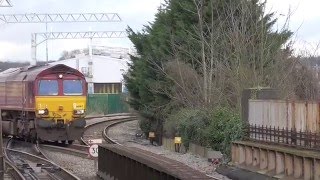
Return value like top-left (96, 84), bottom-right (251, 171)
top-left (0, 64), bottom-right (83, 82)
top-left (50, 55), bottom-right (130, 83)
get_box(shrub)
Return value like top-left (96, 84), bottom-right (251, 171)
top-left (205, 107), bottom-right (245, 158)
top-left (139, 117), bottom-right (152, 138)
top-left (164, 107), bottom-right (244, 159)
top-left (165, 108), bottom-right (209, 149)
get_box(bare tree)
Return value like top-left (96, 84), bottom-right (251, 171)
top-left (142, 0), bottom-right (318, 110)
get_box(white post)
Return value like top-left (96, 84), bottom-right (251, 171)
top-left (88, 37), bottom-right (94, 94)
top-left (31, 34), bottom-right (37, 66)
top-left (45, 21), bottom-right (48, 64)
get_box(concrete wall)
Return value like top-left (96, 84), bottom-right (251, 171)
top-left (232, 141), bottom-right (320, 180)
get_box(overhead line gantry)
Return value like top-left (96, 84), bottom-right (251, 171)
top-left (31, 30), bottom-right (127, 65)
top-left (0, 13), bottom-right (121, 23)
top-left (0, 0), bottom-right (12, 7)
top-left (0, 12), bottom-right (122, 64)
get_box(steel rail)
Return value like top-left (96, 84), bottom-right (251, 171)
top-left (35, 143), bottom-right (81, 180)
top-left (39, 144), bottom-right (88, 158)
top-left (7, 148), bottom-right (80, 180)
top-left (81, 115), bottom-right (135, 146)
top-left (5, 138), bottom-right (80, 180)
top-left (102, 117), bottom-right (138, 145)
top-left (4, 138), bottom-right (27, 180)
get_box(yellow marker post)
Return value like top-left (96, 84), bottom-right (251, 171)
top-left (149, 132), bottom-right (155, 145)
top-left (174, 137), bottom-right (182, 152)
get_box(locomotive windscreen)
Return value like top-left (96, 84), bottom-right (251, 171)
top-left (38, 80), bottom-right (58, 95)
top-left (63, 80), bottom-right (83, 95)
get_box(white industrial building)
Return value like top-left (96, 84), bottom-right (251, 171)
top-left (50, 54), bottom-right (130, 94)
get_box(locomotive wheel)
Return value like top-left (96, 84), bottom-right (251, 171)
top-left (67, 140), bottom-right (74, 145)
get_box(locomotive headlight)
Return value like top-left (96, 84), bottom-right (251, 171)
top-left (38, 110), bottom-right (45, 114)
top-left (73, 109), bottom-right (85, 115)
top-left (38, 109), bottom-right (49, 115)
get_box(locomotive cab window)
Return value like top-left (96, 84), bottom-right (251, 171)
top-left (38, 80), bottom-right (58, 95)
top-left (63, 80), bottom-right (83, 95)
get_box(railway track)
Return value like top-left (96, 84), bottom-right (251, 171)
top-left (101, 118), bottom-right (224, 180)
top-left (102, 118), bottom-right (137, 145)
top-left (1, 114), bottom-right (136, 179)
top-left (26, 114), bottom-right (136, 158)
top-left (81, 115), bottom-right (137, 146)
top-left (39, 114), bottom-right (136, 157)
top-left (4, 114), bottom-right (222, 180)
top-left (5, 138), bottom-right (80, 180)
top-left (31, 114), bottom-right (137, 179)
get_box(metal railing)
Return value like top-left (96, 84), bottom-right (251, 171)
top-left (246, 124), bottom-right (320, 150)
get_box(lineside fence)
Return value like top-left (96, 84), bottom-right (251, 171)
top-left (87, 93), bottom-right (129, 115)
top-left (246, 124), bottom-right (320, 151)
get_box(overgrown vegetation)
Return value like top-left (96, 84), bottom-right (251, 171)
top-left (124, 0), bottom-right (318, 158)
top-left (164, 107), bottom-right (244, 156)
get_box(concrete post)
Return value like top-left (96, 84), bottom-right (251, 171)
top-left (284, 154), bottom-right (293, 176)
top-left (275, 152), bottom-right (284, 175)
top-left (303, 158), bottom-right (312, 180)
top-left (259, 149), bottom-right (268, 170)
top-left (245, 146), bottom-right (252, 166)
top-left (294, 156), bottom-right (303, 178)
top-left (252, 148), bottom-right (260, 167)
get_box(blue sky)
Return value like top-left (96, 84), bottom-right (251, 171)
top-left (0, 0), bottom-right (319, 62)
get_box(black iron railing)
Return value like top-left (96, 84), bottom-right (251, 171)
top-left (246, 125), bottom-right (320, 150)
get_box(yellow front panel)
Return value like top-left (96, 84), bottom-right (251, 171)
top-left (35, 96), bottom-right (86, 123)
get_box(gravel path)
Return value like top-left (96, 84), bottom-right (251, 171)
top-left (108, 120), bottom-right (230, 180)
top-left (42, 148), bottom-right (99, 180)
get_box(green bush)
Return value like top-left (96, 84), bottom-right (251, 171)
top-left (139, 117), bottom-right (152, 138)
top-left (164, 107), bottom-right (244, 159)
top-left (205, 107), bottom-right (245, 158)
top-left (165, 108), bottom-right (209, 149)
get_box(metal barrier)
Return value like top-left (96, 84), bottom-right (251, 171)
top-left (97, 144), bottom-right (213, 180)
top-left (87, 94), bottom-right (129, 114)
